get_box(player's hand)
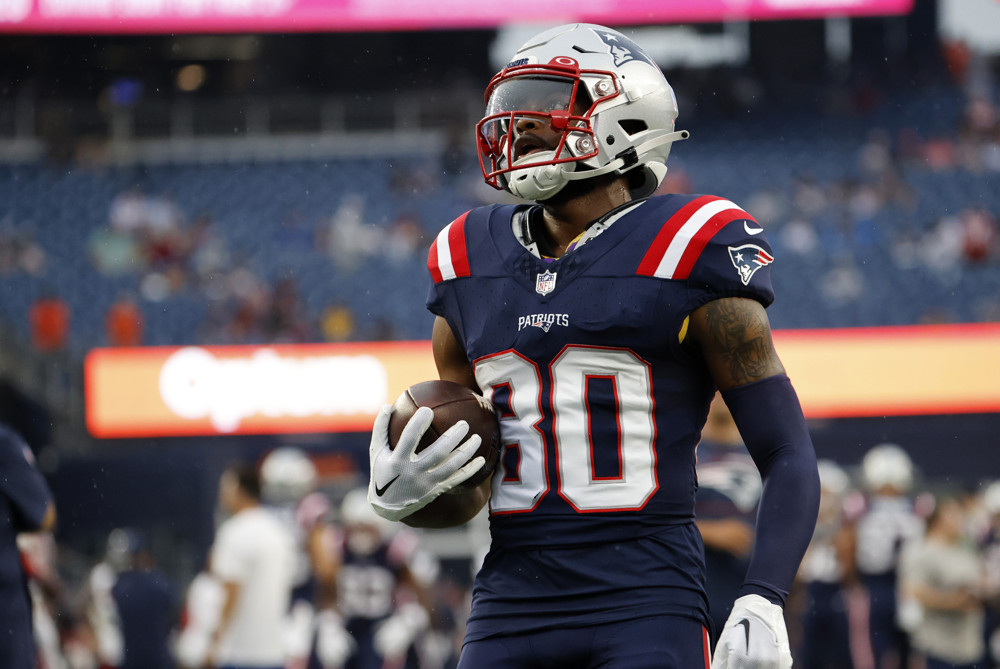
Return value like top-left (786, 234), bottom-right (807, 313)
top-left (711, 595), bottom-right (793, 669)
top-left (368, 404), bottom-right (486, 522)
top-left (315, 609), bottom-right (355, 668)
top-left (373, 602), bottom-right (430, 660)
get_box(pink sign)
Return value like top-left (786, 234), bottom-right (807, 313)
top-left (0, 0), bottom-right (913, 34)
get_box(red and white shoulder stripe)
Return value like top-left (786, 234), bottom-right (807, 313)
top-left (637, 195), bottom-right (756, 280)
top-left (428, 211), bottom-right (472, 284)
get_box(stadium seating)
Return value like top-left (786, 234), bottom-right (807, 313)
top-left (0, 85), bottom-right (996, 355)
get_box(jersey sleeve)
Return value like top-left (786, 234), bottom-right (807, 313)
top-left (684, 201), bottom-right (775, 309)
top-left (635, 195), bottom-right (775, 309)
top-left (0, 427), bottom-right (52, 531)
top-left (426, 209), bottom-right (482, 359)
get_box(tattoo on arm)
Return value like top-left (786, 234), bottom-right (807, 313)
top-left (701, 299), bottom-right (777, 385)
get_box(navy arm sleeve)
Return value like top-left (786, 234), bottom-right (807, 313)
top-left (721, 375), bottom-right (820, 607)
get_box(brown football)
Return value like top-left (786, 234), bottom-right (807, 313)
top-left (387, 379), bottom-right (500, 489)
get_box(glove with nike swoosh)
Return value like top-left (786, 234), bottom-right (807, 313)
top-left (711, 594), bottom-right (793, 669)
top-left (368, 403), bottom-right (486, 522)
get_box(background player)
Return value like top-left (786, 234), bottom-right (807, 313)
top-left (367, 23), bottom-right (820, 669)
top-left (260, 447), bottom-right (341, 669)
top-left (208, 462), bottom-right (296, 669)
top-left (335, 488), bottom-right (437, 669)
top-left (0, 425), bottom-right (57, 669)
top-left (852, 443), bottom-right (925, 669)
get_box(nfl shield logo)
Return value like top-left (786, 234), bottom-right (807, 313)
top-left (535, 270), bottom-right (557, 295)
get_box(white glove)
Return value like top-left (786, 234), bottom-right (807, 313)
top-left (315, 609), bottom-right (355, 669)
top-left (368, 403), bottom-right (486, 521)
top-left (373, 602), bottom-right (430, 660)
top-left (712, 594), bottom-right (793, 669)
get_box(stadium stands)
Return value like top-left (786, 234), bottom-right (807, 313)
top-left (0, 84), bottom-right (996, 358)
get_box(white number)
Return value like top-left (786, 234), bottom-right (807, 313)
top-left (475, 346), bottom-right (657, 514)
top-left (475, 351), bottom-right (547, 514)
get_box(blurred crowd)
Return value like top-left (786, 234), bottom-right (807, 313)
top-left (13, 52), bottom-right (999, 359)
top-left (6, 430), bottom-right (1000, 669)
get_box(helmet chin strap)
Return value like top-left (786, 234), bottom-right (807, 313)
top-left (562, 130), bottom-right (690, 182)
top-left (504, 129), bottom-right (689, 201)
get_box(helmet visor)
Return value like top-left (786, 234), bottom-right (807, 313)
top-left (485, 75), bottom-right (581, 117)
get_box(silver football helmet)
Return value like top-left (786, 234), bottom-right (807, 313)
top-left (477, 23), bottom-right (689, 201)
top-left (260, 447), bottom-right (317, 504)
top-left (860, 443), bottom-right (914, 493)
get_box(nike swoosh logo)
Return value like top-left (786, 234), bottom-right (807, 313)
top-left (374, 475), bottom-right (400, 497)
top-left (738, 618), bottom-right (751, 652)
top-left (744, 221), bottom-right (764, 235)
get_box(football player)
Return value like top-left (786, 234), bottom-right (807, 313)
top-left (335, 488), bottom-right (437, 669)
top-left (368, 23), bottom-right (820, 669)
top-left (259, 447), bottom-right (341, 669)
top-left (851, 443), bottom-right (925, 669)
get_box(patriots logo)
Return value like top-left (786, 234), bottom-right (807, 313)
top-left (535, 270), bottom-right (557, 295)
top-left (595, 30), bottom-right (658, 68)
top-left (728, 244), bottom-right (774, 286)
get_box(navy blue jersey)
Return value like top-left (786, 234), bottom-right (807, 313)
top-left (0, 426), bottom-right (52, 669)
top-left (426, 193), bottom-right (774, 640)
top-left (113, 569), bottom-right (176, 669)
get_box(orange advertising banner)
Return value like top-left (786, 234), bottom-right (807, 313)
top-left (85, 323), bottom-right (1000, 438)
top-left (774, 322), bottom-right (1000, 418)
top-left (85, 341), bottom-right (437, 438)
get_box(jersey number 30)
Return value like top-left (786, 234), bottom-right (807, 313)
top-left (475, 346), bottom-right (657, 514)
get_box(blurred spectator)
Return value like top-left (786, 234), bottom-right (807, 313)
top-left (29, 289), bottom-right (70, 353)
top-left (208, 462), bottom-right (296, 669)
top-left (899, 497), bottom-right (987, 669)
top-left (109, 187), bottom-right (150, 234)
top-left (960, 207), bottom-right (998, 263)
top-left (261, 278), bottom-right (311, 343)
top-left (780, 216), bottom-right (821, 256)
top-left (0, 227), bottom-right (46, 277)
top-left (821, 259), bottom-right (865, 305)
top-left (320, 195), bottom-right (378, 272)
top-left (89, 225), bottom-right (143, 277)
top-left (385, 212), bottom-right (424, 261)
top-left (189, 214), bottom-right (232, 288)
top-left (321, 304), bottom-right (356, 342)
top-left (981, 482), bottom-right (1000, 668)
top-left (0, 424), bottom-right (57, 669)
top-left (106, 294), bottom-right (144, 347)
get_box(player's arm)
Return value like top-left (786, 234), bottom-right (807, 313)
top-left (209, 579), bottom-right (241, 665)
top-left (687, 296), bottom-right (820, 669)
top-left (400, 317), bottom-right (492, 529)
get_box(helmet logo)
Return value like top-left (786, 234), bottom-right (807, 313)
top-left (594, 30), bottom-right (658, 69)
top-left (550, 56), bottom-right (578, 68)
